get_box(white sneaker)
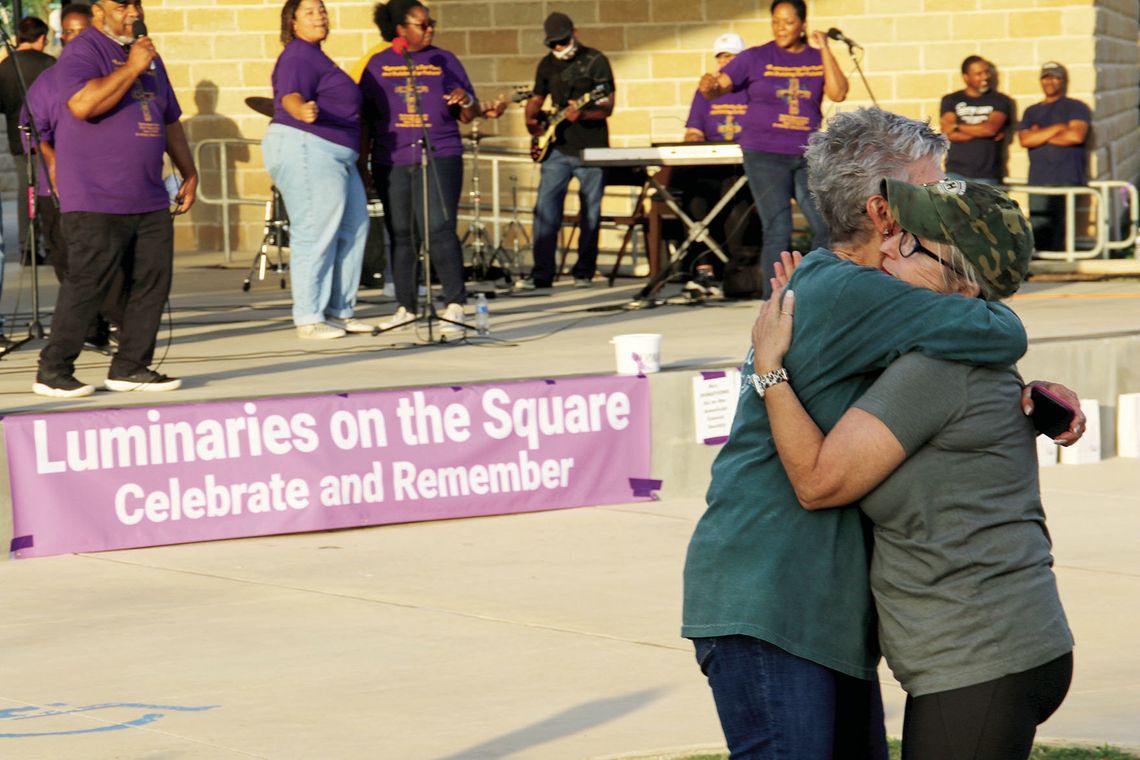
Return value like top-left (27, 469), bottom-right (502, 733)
top-left (297, 322), bottom-right (346, 340)
top-left (440, 303), bottom-right (466, 335)
top-left (327, 317), bottom-right (375, 334)
top-left (378, 306), bottom-right (416, 331)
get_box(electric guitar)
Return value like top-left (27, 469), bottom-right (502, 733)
top-left (530, 84), bottom-right (611, 162)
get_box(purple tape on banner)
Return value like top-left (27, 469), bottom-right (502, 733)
top-left (545, 379), bottom-right (557, 385)
top-left (10, 535), bottom-right (33, 552)
top-left (629, 478), bottom-right (662, 498)
top-left (702, 436), bottom-right (729, 446)
top-left (700, 371), bottom-right (727, 380)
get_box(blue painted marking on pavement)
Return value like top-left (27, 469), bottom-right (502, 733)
top-left (0, 702), bottom-right (219, 738)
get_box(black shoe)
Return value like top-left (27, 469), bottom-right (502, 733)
top-left (33, 373), bottom-right (95, 398)
top-left (105, 369), bottom-right (182, 392)
top-left (83, 336), bottom-right (112, 354)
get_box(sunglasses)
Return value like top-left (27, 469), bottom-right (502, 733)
top-left (546, 36), bottom-right (572, 49)
top-left (899, 231), bottom-right (968, 278)
top-left (404, 18), bottom-right (436, 30)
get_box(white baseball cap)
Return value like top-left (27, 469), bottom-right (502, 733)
top-left (712, 33), bottom-right (745, 56)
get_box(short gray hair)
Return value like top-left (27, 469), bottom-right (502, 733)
top-left (806, 108), bottom-right (948, 246)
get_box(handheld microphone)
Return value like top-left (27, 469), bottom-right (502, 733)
top-left (131, 19), bottom-right (157, 71)
top-left (826, 27), bottom-right (861, 49)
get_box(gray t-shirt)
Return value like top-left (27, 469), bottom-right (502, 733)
top-left (854, 353), bottom-right (1073, 696)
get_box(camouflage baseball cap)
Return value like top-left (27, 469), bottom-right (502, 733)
top-left (882, 178), bottom-right (1034, 297)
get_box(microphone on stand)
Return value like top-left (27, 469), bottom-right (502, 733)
top-left (391, 36), bottom-right (415, 67)
top-left (131, 19), bottom-right (157, 71)
top-left (826, 28), bottom-right (861, 50)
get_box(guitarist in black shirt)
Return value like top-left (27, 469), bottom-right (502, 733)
top-left (514, 12), bottom-right (614, 294)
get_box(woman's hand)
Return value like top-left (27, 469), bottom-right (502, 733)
top-left (444, 87), bottom-right (473, 107)
top-left (752, 284), bottom-right (795, 374)
top-left (282, 93), bottom-right (318, 124)
top-left (1022, 381), bottom-right (1086, 446)
top-left (809, 29), bottom-right (829, 49)
top-left (772, 250), bottom-right (803, 290)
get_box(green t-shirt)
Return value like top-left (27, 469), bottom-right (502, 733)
top-left (854, 354), bottom-right (1073, 696)
top-left (681, 250), bottom-right (1028, 680)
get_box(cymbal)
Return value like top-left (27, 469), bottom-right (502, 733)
top-left (244, 96), bottom-right (274, 118)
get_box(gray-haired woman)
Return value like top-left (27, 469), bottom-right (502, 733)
top-left (682, 108), bottom-right (1083, 758)
top-left (754, 179), bottom-right (1074, 760)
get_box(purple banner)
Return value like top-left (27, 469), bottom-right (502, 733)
top-left (5, 376), bottom-right (652, 558)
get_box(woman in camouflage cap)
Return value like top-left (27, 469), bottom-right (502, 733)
top-left (753, 179), bottom-right (1074, 760)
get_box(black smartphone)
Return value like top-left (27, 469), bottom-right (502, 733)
top-left (1030, 385), bottom-right (1076, 439)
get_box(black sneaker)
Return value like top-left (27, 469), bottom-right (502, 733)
top-left (33, 373), bottom-right (95, 398)
top-left (105, 369), bottom-right (182, 392)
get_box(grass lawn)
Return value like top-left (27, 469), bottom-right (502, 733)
top-left (678, 742), bottom-right (1139, 760)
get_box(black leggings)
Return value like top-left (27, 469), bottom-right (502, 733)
top-left (901, 652), bottom-right (1073, 760)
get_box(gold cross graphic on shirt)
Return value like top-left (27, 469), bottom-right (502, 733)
top-left (132, 84), bottom-right (155, 122)
top-left (777, 78), bottom-right (809, 116)
top-left (717, 115), bottom-right (742, 140)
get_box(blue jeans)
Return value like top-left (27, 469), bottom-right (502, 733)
top-left (530, 149), bottom-right (604, 286)
top-left (374, 155), bottom-right (466, 311)
top-left (741, 149), bottom-right (829, 299)
top-left (694, 636), bottom-right (888, 760)
top-left (262, 124), bottom-right (368, 326)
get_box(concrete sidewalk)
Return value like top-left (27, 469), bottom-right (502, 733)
top-left (0, 455), bottom-right (1137, 758)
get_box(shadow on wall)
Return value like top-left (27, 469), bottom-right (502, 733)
top-left (182, 80), bottom-right (250, 252)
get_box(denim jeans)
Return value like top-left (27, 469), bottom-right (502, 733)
top-left (530, 149), bottom-right (604, 286)
top-left (262, 124), bottom-right (368, 326)
top-left (1029, 193), bottom-right (1065, 252)
top-left (693, 635), bottom-right (888, 760)
top-left (741, 149), bottom-right (829, 299)
top-left (374, 154), bottom-right (466, 311)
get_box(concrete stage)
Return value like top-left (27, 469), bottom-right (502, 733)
top-left (0, 252), bottom-right (1138, 757)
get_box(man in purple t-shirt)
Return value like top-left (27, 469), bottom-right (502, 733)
top-left (33, 0), bottom-right (198, 399)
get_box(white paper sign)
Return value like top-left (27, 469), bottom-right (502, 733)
top-left (1060, 399), bottom-right (1101, 465)
top-left (1117, 393), bottom-right (1140, 458)
top-left (1036, 434), bottom-right (1058, 468)
top-left (693, 369), bottom-right (741, 445)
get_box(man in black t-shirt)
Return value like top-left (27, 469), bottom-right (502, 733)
top-left (1018, 61), bottom-right (1091, 252)
top-left (514, 12), bottom-right (614, 293)
top-left (939, 56), bottom-right (1012, 184)
top-left (0, 16), bottom-right (56, 263)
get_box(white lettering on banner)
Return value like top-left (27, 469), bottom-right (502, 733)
top-left (395, 391), bottom-right (471, 445)
top-left (392, 451), bottom-right (575, 499)
top-left (114, 473), bottom-right (310, 526)
top-left (481, 389), bottom-right (631, 450)
top-left (35, 404), bottom-right (320, 474)
top-left (318, 462), bottom-right (385, 505)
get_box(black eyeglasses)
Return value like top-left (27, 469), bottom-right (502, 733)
top-left (546, 36), bottom-right (572, 49)
top-left (405, 19), bottom-right (436, 30)
top-left (900, 231), bottom-right (968, 278)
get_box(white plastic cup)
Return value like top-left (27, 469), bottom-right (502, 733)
top-left (611, 333), bottom-right (662, 375)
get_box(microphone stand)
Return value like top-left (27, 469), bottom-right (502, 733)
top-left (0, 19), bottom-right (57, 359)
top-left (839, 40), bottom-right (878, 107)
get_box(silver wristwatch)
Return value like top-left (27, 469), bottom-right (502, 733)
top-left (748, 368), bottom-right (789, 398)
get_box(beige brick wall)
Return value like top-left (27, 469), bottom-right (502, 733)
top-left (11, 0), bottom-right (1133, 253)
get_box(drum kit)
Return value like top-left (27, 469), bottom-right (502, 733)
top-left (240, 94), bottom-right (531, 293)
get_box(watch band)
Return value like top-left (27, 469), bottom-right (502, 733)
top-left (749, 368), bottom-right (790, 398)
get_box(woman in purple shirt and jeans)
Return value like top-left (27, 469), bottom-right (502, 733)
top-left (360, 0), bottom-right (482, 335)
top-left (263, 0), bottom-right (370, 340)
top-left (699, 0), bottom-right (848, 299)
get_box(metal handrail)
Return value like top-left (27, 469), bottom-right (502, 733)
top-left (192, 138), bottom-right (265, 263)
top-left (1005, 180), bottom-right (1139, 262)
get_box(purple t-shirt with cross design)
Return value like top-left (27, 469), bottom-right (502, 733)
top-left (53, 27), bottom-right (182, 214)
top-left (270, 38), bottom-right (362, 151)
top-left (721, 41), bottom-right (825, 155)
top-left (685, 89), bottom-right (750, 142)
top-left (359, 45), bottom-right (475, 166)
